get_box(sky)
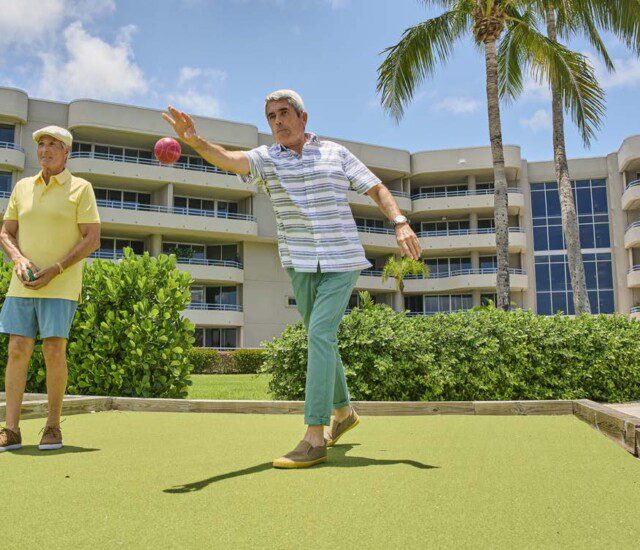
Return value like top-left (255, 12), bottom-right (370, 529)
top-left (1, 0), bottom-right (639, 161)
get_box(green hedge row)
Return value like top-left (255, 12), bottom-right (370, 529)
top-left (261, 294), bottom-right (640, 403)
top-left (0, 250), bottom-right (194, 398)
top-left (187, 347), bottom-right (265, 374)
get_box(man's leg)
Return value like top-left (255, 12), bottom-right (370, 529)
top-left (4, 334), bottom-right (36, 431)
top-left (41, 337), bottom-right (68, 428)
top-left (304, 270), bottom-right (360, 437)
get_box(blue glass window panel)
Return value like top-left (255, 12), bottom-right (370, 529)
top-left (0, 124), bottom-right (14, 143)
top-left (579, 223), bottom-right (595, 249)
top-left (599, 290), bottom-right (614, 313)
top-left (537, 292), bottom-right (552, 315)
top-left (576, 187), bottom-right (592, 214)
top-left (535, 263), bottom-right (551, 291)
top-left (550, 263), bottom-right (566, 289)
top-left (588, 291), bottom-right (599, 311)
top-left (546, 190), bottom-right (561, 215)
top-left (584, 260), bottom-right (597, 288)
top-left (425, 295), bottom-right (439, 313)
top-left (531, 191), bottom-right (547, 217)
top-left (533, 217), bottom-right (546, 226)
top-left (596, 260), bottom-right (613, 289)
top-left (533, 227), bottom-right (548, 250)
top-left (552, 292), bottom-right (567, 313)
top-left (591, 187), bottom-right (608, 214)
top-left (566, 294), bottom-right (575, 315)
top-left (594, 224), bottom-right (610, 248)
top-left (550, 254), bottom-right (565, 263)
top-left (575, 179), bottom-right (591, 188)
top-left (548, 225), bottom-right (564, 250)
top-left (0, 172), bottom-right (11, 192)
top-left (546, 181), bottom-right (558, 190)
top-left (438, 295), bottom-right (449, 312)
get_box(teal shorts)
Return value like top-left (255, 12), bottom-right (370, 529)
top-left (0, 297), bottom-right (78, 339)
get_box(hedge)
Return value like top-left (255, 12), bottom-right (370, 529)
top-left (0, 250), bottom-right (195, 398)
top-left (187, 347), bottom-right (265, 374)
top-left (261, 293), bottom-right (640, 403)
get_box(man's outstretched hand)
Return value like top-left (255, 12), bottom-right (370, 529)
top-left (162, 106), bottom-right (199, 148)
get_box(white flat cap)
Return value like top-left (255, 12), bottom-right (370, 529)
top-left (32, 125), bottom-right (73, 149)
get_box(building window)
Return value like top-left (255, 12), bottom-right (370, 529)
top-left (95, 188), bottom-right (151, 206)
top-left (405, 294), bottom-right (473, 314)
top-left (481, 293), bottom-right (497, 306)
top-left (420, 220), bottom-right (470, 233)
top-left (191, 285), bottom-right (239, 306)
top-left (477, 218), bottom-right (495, 230)
top-left (98, 238), bottom-right (145, 257)
top-left (173, 196), bottom-right (236, 215)
top-left (0, 171), bottom-right (12, 193)
top-left (354, 217), bottom-right (385, 229)
top-left (416, 184), bottom-right (468, 197)
top-left (193, 327), bottom-right (238, 348)
top-left (424, 257), bottom-right (472, 275)
top-left (287, 296), bottom-right (297, 307)
top-left (0, 124), bottom-right (15, 144)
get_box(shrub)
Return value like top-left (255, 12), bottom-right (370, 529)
top-left (187, 348), bottom-right (265, 374)
top-left (187, 347), bottom-right (221, 374)
top-left (0, 250), bottom-right (195, 398)
top-left (231, 348), bottom-right (265, 374)
top-left (262, 297), bottom-right (640, 403)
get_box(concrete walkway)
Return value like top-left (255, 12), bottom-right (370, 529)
top-left (606, 402), bottom-right (640, 420)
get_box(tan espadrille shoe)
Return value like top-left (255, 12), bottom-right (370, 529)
top-left (325, 408), bottom-right (360, 448)
top-left (0, 427), bottom-right (22, 452)
top-left (272, 440), bottom-right (327, 469)
top-left (39, 425), bottom-right (63, 451)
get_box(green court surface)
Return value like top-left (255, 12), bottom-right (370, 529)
top-left (188, 374), bottom-right (271, 400)
top-left (2, 412), bottom-right (639, 548)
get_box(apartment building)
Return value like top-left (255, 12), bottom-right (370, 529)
top-left (1, 86), bottom-right (639, 348)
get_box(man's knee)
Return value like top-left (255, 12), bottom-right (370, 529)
top-left (8, 335), bottom-right (35, 361)
top-left (42, 338), bottom-right (67, 363)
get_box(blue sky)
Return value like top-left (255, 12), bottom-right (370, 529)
top-left (1, 0), bottom-right (639, 161)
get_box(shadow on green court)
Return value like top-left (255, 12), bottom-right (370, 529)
top-left (9, 445), bottom-right (100, 456)
top-left (164, 444), bottom-right (439, 494)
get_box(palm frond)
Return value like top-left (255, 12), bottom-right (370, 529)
top-left (377, 10), bottom-right (471, 121)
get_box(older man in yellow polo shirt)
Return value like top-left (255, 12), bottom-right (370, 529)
top-left (0, 126), bottom-right (101, 452)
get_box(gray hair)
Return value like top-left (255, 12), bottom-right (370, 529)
top-left (264, 89), bottom-right (306, 117)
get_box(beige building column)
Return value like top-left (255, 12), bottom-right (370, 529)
top-left (472, 289), bottom-right (481, 307)
top-left (467, 174), bottom-right (476, 190)
top-left (150, 234), bottom-right (162, 257)
top-left (155, 183), bottom-right (173, 207)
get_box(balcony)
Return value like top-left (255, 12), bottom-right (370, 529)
top-left (624, 221), bottom-right (640, 249)
top-left (356, 269), bottom-right (396, 291)
top-left (411, 187), bottom-right (524, 216)
top-left (175, 257), bottom-right (244, 284)
top-left (630, 306), bottom-right (640, 320)
top-left (67, 151), bottom-right (254, 195)
top-left (182, 302), bottom-right (244, 326)
top-left (403, 268), bottom-right (528, 293)
top-left (417, 227), bottom-right (527, 254)
top-left (96, 199), bottom-right (258, 240)
top-left (0, 142), bottom-right (25, 171)
top-left (348, 188), bottom-right (411, 212)
top-left (627, 265), bottom-right (640, 288)
top-left (0, 88), bottom-right (28, 122)
top-left (622, 180), bottom-right (640, 211)
top-left (618, 135), bottom-right (640, 173)
top-left (411, 145), bottom-right (521, 179)
top-left (356, 225), bottom-right (397, 252)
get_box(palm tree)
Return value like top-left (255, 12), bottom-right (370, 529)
top-left (499, 0), bottom-right (640, 314)
top-left (381, 255), bottom-right (430, 305)
top-left (377, 0), bottom-right (603, 311)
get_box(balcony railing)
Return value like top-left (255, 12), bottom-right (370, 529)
top-left (405, 310), bottom-right (471, 316)
top-left (0, 190), bottom-right (11, 199)
top-left (625, 221), bottom-right (640, 232)
top-left (96, 199), bottom-right (256, 221)
top-left (187, 302), bottom-right (243, 311)
top-left (356, 225), bottom-right (395, 235)
top-left (628, 265), bottom-right (640, 273)
top-left (360, 269), bottom-right (384, 277)
top-left (416, 227), bottom-right (524, 238)
top-left (0, 141), bottom-right (24, 153)
top-left (404, 268), bottom-right (526, 280)
top-left (631, 306), bottom-right (640, 314)
top-left (411, 187), bottom-right (521, 200)
top-left (89, 250), bottom-right (128, 260)
top-left (175, 257), bottom-right (243, 269)
top-left (389, 189), bottom-right (411, 199)
top-left (626, 179), bottom-right (640, 190)
top-left (69, 151), bottom-right (235, 176)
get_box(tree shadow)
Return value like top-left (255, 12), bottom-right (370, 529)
top-left (164, 444), bottom-right (439, 494)
top-left (10, 445), bottom-right (100, 456)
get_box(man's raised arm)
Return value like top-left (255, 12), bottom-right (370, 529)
top-left (162, 106), bottom-right (250, 175)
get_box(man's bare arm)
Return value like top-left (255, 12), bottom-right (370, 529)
top-left (366, 183), bottom-right (422, 260)
top-left (0, 220), bottom-right (36, 283)
top-left (162, 106), bottom-right (250, 175)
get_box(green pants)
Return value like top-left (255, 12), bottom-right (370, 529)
top-left (286, 265), bottom-right (361, 426)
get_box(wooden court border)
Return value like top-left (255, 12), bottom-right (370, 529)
top-left (1, 395), bottom-right (638, 458)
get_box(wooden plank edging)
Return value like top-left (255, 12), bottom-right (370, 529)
top-left (0, 396), bottom-right (112, 422)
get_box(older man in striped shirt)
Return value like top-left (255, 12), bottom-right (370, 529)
top-left (163, 90), bottom-right (421, 468)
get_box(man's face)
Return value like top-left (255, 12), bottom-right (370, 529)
top-left (266, 99), bottom-right (307, 147)
top-left (37, 135), bottom-right (68, 171)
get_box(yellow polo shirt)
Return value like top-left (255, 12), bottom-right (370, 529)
top-left (3, 169), bottom-right (100, 301)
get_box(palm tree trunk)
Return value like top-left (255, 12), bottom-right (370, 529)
top-left (546, 4), bottom-right (591, 314)
top-left (484, 37), bottom-right (511, 310)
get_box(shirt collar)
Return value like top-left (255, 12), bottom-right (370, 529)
top-left (35, 168), bottom-right (71, 186)
top-left (273, 132), bottom-right (319, 154)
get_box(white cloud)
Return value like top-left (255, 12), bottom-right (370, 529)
top-left (37, 22), bottom-right (148, 101)
top-left (586, 53), bottom-right (640, 90)
top-left (170, 66), bottom-right (228, 117)
top-left (521, 76), bottom-right (552, 102)
top-left (520, 109), bottom-right (552, 131)
top-left (433, 96), bottom-right (480, 115)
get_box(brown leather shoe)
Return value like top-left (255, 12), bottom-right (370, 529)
top-left (0, 427), bottom-right (22, 452)
top-left (325, 408), bottom-right (360, 447)
top-left (39, 425), bottom-right (63, 451)
top-left (273, 440), bottom-right (327, 469)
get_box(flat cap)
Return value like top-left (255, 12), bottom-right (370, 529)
top-left (32, 125), bottom-right (73, 149)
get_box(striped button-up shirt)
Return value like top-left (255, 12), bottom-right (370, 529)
top-left (240, 133), bottom-right (382, 272)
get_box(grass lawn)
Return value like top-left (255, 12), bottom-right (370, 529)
top-left (188, 374), bottom-right (272, 400)
top-left (2, 412), bottom-right (640, 548)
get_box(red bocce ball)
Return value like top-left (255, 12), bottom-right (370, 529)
top-left (154, 137), bottom-right (181, 164)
